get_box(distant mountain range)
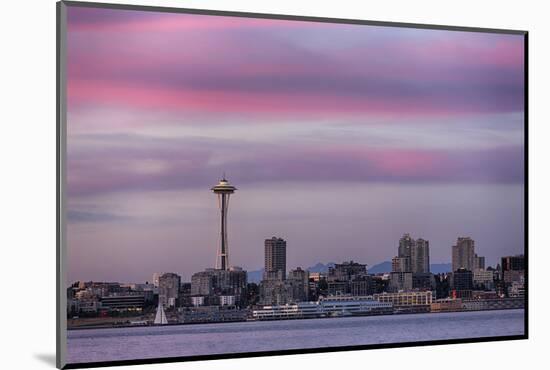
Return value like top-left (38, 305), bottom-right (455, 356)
top-left (430, 263), bottom-right (453, 274)
top-left (368, 261), bottom-right (392, 274)
top-left (369, 261), bottom-right (452, 274)
top-left (247, 261), bottom-right (451, 283)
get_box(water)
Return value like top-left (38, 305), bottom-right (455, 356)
top-left (67, 309), bottom-right (525, 364)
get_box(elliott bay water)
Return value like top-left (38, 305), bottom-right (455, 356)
top-left (67, 309), bottom-right (524, 364)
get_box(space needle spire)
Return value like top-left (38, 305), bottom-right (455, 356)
top-left (211, 175), bottom-right (237, 270)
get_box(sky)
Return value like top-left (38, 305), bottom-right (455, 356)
top-left (66, 6), bottom-right (525, 283)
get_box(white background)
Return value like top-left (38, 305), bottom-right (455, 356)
top-left (1, 0), bottom-right (547, 368)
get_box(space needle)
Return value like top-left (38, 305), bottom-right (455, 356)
top-left (211, 175), bottom-right (237, 271)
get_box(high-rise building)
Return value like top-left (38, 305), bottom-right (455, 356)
top-left (288, 267), bottom-right (310, 302)
top-left (152, 272), bottom-right (166, 287)
top-left (211, 176), bottom-right (237, 271)
top-left (501, 255), bottom-right (525, 297)
top-left (451, 268), bottom-right (473, 299)
top-left (260, 237), bottom-right (289, 305)
top-left (326, 261), bottom-right (371, 296)
top-left (474, 254), bottom-right (486, 271)
top-left (260, 279), bottom-right (290, 306)
top-left (392, 256), bottom-right (410, 273)
top-left (264, 237), bottom-right (287, 280)
top-left (452, 237), bottom-right (475, 272)
top-left (412, 273), bottom-right (435, 290)
top-left (158, 273), bottom-right (181, 308)
top-left (398, 233), bottom-right (415, 258)
top-left (392, 234), bottom-right (431, 290)
top-left (389, 271), bottom-right (413, 292)
top-left (393, 234), bottom-right (429, 274)
top-left (411, 238), bottom-right (430, 273)
top-left (501, 255), bottom-right (525, 271)
top-left (473, 270), bottom-right (495, 290)
top-left (190, 267), bottom-right (248, 305)
top-left (328, 261), bottom-right (368, 281)
top-left (190, 270), bottom-right (216, 296)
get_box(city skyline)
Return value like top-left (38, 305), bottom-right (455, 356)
top-left (66, 7), bottom-right (524, 283)
top-left (68, 226), bottom-right (522, 284)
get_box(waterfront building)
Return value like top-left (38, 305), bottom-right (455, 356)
top-left (78, 298), bottom-right (100, 314)
top-left (388, 271), bottom-right (413, 292)
top-left (101, 294), bottom-right (145, 312)
top-left (490, 265), bottom-right (502, 280)
top-left (211, 176), bottom-right (237, 270)
top-left (67, 286), bottom-right (77, 300)
top-left (158, 272), bottom-right (181, 308)
top-left (219, 295), bottom-right (236, 306)
top-left (78, 282), bottom-right (124, 297)
top-left (500, 255), bottom-right (525, 297)
top-left (327, 281), bottom-right (348, 296)
top-left (461, 297), bottom-right (524, 311)
top-left (327, 279), bottom-right (372, 296)
top-left (260, 272), bottom-right (311, 305)
top-left (451, 268), bottom-right (473, 299)
top-left (288, 267), bottom-right (310, 302)
top-left (434, 273), bottom-right (451, 299)
top-left (190, 267), bottom-right (248, 305)
top-left (129, 283), bottom-right (156, 304)
top-left (215, 266), bottom-right (247, 298)
top-left (67, 299), bottom-right (80, 316)
top-left (181, 306), bottom-right (248, 323)
top-left (75, 289), bottom-right (97, 300)
top-left (509, 278), bottom-right (525, 298)
top-left (452, 237), bottom-right (475, 272)
top-left (326, 261), bottom-right (372, 297)
top-left (191, 270), bottom-right (216, 296)
top-left (473, 269), bottom-right (495, 290)
top-left (370, 275), bottom-right (390, 294)
top-left (260, 279), bottom-right (291, 305)
top-left (179, 282), bottom-right (192, 306)
top-left (452, 268), bottom-right (473, 290)
top-left (264, 237), bottom-right (287, 280)
top-left (430, 298), bottom-right (463, 312)
top-left (471, 290), bottom-right (499, 300)
top-left (349, 280), bottom-right (372, 296)
top-left (328, 261), bottom-right (368, 281)
top-left (373, 291), bottom-right (433, 310)
top-left (412, 272), bottom-right (435, 290)
top-left (502, 269), bottom-right (525, 284)
top-left (191, 296), bottom-right (205, 307)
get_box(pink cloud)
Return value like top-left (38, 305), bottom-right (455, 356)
top-left (68, 79), bottom-right (485, 119)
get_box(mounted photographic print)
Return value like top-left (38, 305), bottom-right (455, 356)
top-left (56, 1), bottom-right (528, 368)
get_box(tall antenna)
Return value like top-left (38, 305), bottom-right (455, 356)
top-left (211, 176), bottom-right (237, 270)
